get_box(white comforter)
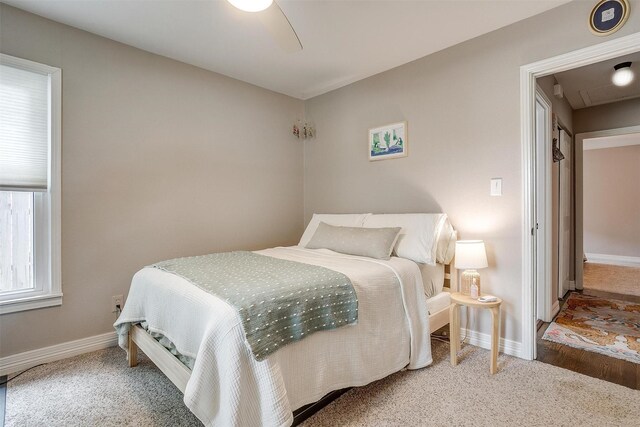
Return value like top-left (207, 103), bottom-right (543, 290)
top-left (115, 246), bottom-right (431, 426)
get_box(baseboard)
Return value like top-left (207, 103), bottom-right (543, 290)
top-left (551, 300), bottom-right (560, 318)
top-left (585, 253), bottom-right (640, 267)
top-left (0, 332), bottom-right (118, 376)
top-left (460, 328), bottom-right (522, 358)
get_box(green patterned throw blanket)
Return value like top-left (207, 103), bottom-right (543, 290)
top-left (151, 251), bottom-right (358, 360)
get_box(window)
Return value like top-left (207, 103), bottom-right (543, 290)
top-left (0, 54), bottom-right (61, 314)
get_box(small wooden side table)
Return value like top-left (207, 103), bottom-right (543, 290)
top-left (449, 292), bottom-right (502, 374)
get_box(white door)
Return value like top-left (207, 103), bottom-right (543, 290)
top-left (558, 129), bottom-right (571, 298)
top-left (535, 92), bottom-right (553, 322)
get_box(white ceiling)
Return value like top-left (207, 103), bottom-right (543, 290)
top-left (554, 52), bottom-right (640, 110)
top-left (5, 0), bottom-right (570, 99)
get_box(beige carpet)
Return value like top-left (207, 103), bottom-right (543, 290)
top-left (303, 342), bottom-right (640, 426)
top-left (6, 348), bottom-right (201, 426)
top-left (584, 262), bottom-right (640, 297)
top-left (6, 341), bottom-right (640, 426)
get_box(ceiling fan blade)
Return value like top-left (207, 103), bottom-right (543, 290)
top-left (258, 2), bottom-right (302, 53)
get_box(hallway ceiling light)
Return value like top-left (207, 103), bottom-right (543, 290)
top-left (227, 0), bottom-right (273, 12)
top-left (612, 62), bottom-right (634, 86)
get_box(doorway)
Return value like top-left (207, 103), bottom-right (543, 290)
top-left (523, 34), bottom-right (640, 388)
top-left (520, 31), bottom-right (640, 362)
top-left (576, 125), bottom-right (640, 294)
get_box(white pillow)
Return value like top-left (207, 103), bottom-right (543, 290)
top-left (363, 213), bottom-right (449, 265)
top-left (299, 213), bottom-right (371, 247)
top-left (435, 217), bottom-right (457, 264)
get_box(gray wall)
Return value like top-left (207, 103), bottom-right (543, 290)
top-left (583, 145), bottom-right (640, 257)
top-left (0, 4), bottom-right (304, 357)
top-left (304, 0), bottom-right (640, 345)
top-left (574, 97), bottom-right (640, 134)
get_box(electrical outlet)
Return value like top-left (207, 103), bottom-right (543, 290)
top-left (112, 295), bottom-right (123, 313)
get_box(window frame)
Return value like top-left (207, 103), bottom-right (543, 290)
top-left (0, 54), bottom-right (62, 314)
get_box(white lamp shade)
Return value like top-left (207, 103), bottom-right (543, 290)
top-left (227, 0), bottom-right (273, 12)
top-left (454, 240), bottom-right (488, 269)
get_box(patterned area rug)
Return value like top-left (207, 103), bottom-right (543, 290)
top-left (543, 293), bottom-right (640, 364)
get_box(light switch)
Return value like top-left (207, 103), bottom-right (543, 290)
top-left (490, 178), bottom-right (502, 196)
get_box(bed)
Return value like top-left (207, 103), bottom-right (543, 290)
top-left (115, 213), bottom-right (457, 426)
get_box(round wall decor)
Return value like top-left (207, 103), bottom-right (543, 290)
top-left (589, 0), bottom-right (630, 36)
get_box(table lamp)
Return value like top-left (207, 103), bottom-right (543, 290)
top-left (455, 240), bottom-right (488, 296)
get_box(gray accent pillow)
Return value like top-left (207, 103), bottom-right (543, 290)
top-left (305, 222), bottom-right (402, 260)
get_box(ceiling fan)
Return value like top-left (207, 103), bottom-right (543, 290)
top-left (227, 0), bottom-right (303, 53)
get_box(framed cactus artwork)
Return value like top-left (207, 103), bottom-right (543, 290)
top-left (368, 121), bottom-right (407, 161)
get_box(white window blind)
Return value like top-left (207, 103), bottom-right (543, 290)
top-left (0, 63), bottom-right (50, 191)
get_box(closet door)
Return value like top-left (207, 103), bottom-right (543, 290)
top-left (558, 129), bottom-right (571, 298)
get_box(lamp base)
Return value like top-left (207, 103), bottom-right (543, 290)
top-left (461, 270), bottom-right (481, 296)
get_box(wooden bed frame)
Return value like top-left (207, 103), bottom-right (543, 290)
top-left (127, 262), bottom-right (457, 414)
top-left (128, 302), bottom-right (453, 385)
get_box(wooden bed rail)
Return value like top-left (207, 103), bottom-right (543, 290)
top-left (128, 325), bottom-right (191, 393)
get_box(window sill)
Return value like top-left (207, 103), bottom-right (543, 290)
top-left (0, 293), bottom-right (63, 315)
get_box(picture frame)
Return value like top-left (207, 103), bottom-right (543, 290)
top-left (368, 121), bottom-right (407, 161)
top-left (589, 0), bottom-right (630, 36)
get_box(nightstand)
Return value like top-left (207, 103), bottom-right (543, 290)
top-left (449, 292), bottom-right (502, 374)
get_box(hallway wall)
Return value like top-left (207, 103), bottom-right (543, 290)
top-left (583, 144), bottom-right (640, 259)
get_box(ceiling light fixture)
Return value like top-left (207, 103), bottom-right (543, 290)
top-left (227, 0), bottom-right (273, 13)
top-left (612, 62), bottom-right (634, 86)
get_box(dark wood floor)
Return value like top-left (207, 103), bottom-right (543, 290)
top-left (536, 289), bottom-right (640, 390)
top-left (0, 375), bottom-right (6, 427)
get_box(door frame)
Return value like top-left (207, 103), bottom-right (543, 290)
top-left (575, 124), bottom-right (640, 289)
top-left (520, 32), bottom-right (640, 361)
top-left (534, 87), bottom-right (553, 323)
